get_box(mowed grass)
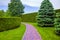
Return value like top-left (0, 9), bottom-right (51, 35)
top-left (28, 23), bottom-right (60, 40)
top-left (0, 24), bottom-right (26, 40)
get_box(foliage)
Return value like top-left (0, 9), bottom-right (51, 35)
top-left (0, 10), bottom-right (4, 17)
top-left (8, 0), bottom-right (24, 17)
top-left (29, 23), bottom-right (60, 40)
top-left (55, 9), bottom-right (60, 13)
top-left (37, 0), bottom-right (55, 27)
top-left (22, 12), bottom-right (37, 22)
top-left (0, 24), bottom-right (26, 40)
top-left (4, 10), bottom-right (11, 17)
top-left (55, 13), bottom-right (60, 35)
top-left (0, 17), bottom-right (21, 32)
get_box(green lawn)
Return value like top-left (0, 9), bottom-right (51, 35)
top-left (28, 23), bottom-right (60, 40)
top-left (0, 24), bottom-right (26, 40)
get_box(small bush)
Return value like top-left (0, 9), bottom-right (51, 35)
top-left (0, 17), bottom-right (21, 32)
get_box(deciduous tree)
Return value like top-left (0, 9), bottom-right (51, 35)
top-left (8, 0), bottom-right (24, 17)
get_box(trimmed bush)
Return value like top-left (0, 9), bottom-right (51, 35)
top-left (0, 17), bottom-right (21, 32)
top-left (22, 12), bottom-right (37, 22)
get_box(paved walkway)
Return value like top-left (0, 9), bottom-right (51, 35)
top-left (22, 23), bottom-right (42, 40)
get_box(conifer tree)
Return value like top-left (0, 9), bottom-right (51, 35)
top-left (37, 0), bottom-right (55, 27)
top-left (8, 0), bottom-right (24, 17)
top-left (55, 13), bottom-right (60, 35)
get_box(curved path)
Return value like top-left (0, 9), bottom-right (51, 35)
top-left (22, 23), bottom-right (42, 40)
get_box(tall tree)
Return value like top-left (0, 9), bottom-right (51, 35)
top-left (8, 0), bottom-right (24, 17)
top-left (37, 0), bottom-right (55, 27)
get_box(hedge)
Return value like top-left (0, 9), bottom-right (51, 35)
top-left (22, 12), bottom-right (37, 22)
top-left (0, 17), bottom-right (21, 32)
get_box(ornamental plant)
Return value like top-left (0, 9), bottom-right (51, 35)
top-left (37, 0), bottom-right (55, 27)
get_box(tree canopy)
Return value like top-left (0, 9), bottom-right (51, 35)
top-left (37, 0), bottom-right (55, 27)
top-left (8, 0), bottom-right (24, 17)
